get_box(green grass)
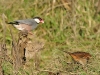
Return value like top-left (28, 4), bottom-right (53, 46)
top-left (0, 0), bottom-right (100, 75)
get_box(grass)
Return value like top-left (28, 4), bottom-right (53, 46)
top-left (0, 0), bottom-right (100, 75)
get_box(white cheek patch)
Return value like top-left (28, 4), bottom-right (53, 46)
top-left (14, 24), bottom-right (25, 30)
top-left (34, 18), bottom-right (40, 23)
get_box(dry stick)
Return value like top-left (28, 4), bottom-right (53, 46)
top-left (69, 0), bottom-right (78, 38)
top-left (94, 0), bottom-right (100, 17)
top-left (9, 28), bottom-right (28, 75)
top-left (51, 0), bottom-right (56, 15)
top-left (17, 31), bottom-right (28, 65)
top-left (61, 0), bottom-right (71, 10)
top-left (40, 3), bottom-right (70, 15)
top-left (9, 28), bottom-right (21, 75)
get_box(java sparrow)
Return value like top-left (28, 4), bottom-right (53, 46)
top-left (7, 17), bottom-right (44, 32)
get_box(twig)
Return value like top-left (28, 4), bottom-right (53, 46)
top-left (40, 3), bottom-right (70, 15)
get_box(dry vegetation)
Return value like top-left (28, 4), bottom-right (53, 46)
top-left (0, 0), bottom-right (100, 75)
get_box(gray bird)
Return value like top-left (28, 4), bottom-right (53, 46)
top-left (7, 17), bottom-right (44, 32)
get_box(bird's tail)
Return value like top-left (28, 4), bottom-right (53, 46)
top-left (6, 21), bottom-right (19, 25)
top-left (7, 22), bottom-right (14, 24)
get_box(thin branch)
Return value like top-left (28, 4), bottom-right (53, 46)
top-left (40, 3), bottom-right (70, 15)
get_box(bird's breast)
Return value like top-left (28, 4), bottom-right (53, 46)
top-left (14, 24), bottom-right (25, 30)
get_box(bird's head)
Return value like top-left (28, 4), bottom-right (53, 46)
top-left (33, 17), bottom-right (44, 24)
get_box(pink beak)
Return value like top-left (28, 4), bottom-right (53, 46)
top-left (40, 20), bottom-right (44, 23)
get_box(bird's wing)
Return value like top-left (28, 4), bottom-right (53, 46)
top-left (16, 19), bottom-right (37, 26)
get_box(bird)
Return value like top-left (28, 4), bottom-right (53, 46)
top-left (7, 17), bottom-right (44, 33)
top-left (63, 51), bottom-right (91, 66)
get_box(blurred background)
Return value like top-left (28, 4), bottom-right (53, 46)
top-left (0, 0), bottom-right (100, 75)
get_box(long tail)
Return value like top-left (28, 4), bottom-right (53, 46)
top-left (7, 21), bottom-right (19, 25)
top-left (7, 22), bottom-right (14, 24)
